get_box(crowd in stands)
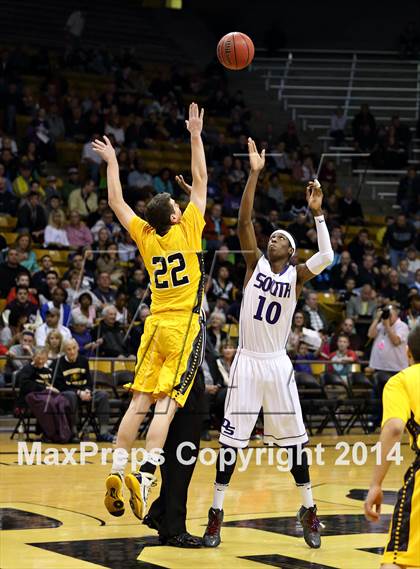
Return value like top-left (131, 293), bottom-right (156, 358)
top-left (0, 45), bottom-right (419, 440)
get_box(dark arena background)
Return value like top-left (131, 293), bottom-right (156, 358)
top-left (1, 1), bottom-right (420, 568)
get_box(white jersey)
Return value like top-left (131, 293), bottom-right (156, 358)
top-left (239, 256), bottom-right (297, 353)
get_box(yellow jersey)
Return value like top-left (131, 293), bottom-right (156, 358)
top-left (382, 363), bottom-right (420, 453)
top-left (129, 201), bottom-right (206, 316)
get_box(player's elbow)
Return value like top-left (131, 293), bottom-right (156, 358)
top-left (382, 418), bottom-right (405, 439)
top-left (324, 249), bottom-right (334, 266)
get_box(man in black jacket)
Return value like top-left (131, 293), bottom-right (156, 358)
top-left (54, 339), bottom-right (113, 442)
top-left (16, 190), bottom-right (47, 241)
top-left (0, 248), bottom-right (30, 298)
top-left (92, 305), bottom-right (128, 357)
top-left (17, 348), bottom-right (53, 406)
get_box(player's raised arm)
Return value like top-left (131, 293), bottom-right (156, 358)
top-left (91, 136), bottom-right (136, 231)
top-left (296, 180), bottom-right (334, 288)
top-left (238, 138), bottom-right (265, 273)
top-left (186, 102), bottom-right (207, 215)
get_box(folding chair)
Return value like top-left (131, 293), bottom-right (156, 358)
top-left (347, 372), bottom-right (378, 434)
top-left (295, 372), bottom-right (338, 436)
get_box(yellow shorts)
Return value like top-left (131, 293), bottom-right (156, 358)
top-left (126, 312), bottom-right (205, 407)
top-left (382, 457), bottom-right (420, 567)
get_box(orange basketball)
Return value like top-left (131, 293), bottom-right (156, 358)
top-left (217, 32), bottom-right (255, 71)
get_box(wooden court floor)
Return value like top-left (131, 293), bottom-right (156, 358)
top-left (0, 432), bottom-right (413, 569)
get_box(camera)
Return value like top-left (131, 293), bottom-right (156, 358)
top-left (381, 307), bottom-right (391, 320)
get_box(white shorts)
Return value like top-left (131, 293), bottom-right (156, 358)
top-left (219, 348), bottom-right (308, 448)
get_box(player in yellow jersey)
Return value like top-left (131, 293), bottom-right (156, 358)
top-left (365, 324), bottom-right (420, 569)
top-left (92, 103), bottom-right (207, 521)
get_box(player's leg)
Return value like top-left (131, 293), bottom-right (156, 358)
top-left (104, 390), bottom-right (154, 517)
top-left (262, 355), bottom-right (322, 548)
top-left (203, 353), bottom-right (262, 547)
top-left (125, 314), bottom-right (204, 521)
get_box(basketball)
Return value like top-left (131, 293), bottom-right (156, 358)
top-left (217, 31), bottom-right (255, 70)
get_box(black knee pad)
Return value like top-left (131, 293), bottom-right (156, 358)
top-left (215, 445), bottom-right (238, 485)
top-left (288, 445), bottom-right (310, 485)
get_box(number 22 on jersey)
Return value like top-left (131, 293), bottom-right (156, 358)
top-left (152, 253), bottom-right (190, 289)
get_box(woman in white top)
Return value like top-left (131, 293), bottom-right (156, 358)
top-left (44, 211), bottom-right (69, 249)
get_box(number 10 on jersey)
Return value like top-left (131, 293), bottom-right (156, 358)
top-left (253, 295), bottom-right (282, 324)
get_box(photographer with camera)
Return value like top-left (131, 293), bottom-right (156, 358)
top-left (367, 304), bottom-right (409, 430)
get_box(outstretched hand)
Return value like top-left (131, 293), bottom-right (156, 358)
top-left (92, 135), bottom-right (116, 163)
top-left (248, 138), bottom-right (265, 173)
top-left (306, 179), bottom-right (323, 214)
top-left (175, 174), bottom-right (192, 195)
top-left (185, 102), bottom-right (204, 136)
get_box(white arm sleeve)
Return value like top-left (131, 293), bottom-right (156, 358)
top-left (306, 215), bottom-right (334, 275)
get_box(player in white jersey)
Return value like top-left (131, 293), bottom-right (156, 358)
top-left (203, 139), bottom-right (334, 549)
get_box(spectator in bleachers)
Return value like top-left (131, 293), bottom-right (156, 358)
top-left (0, 248), bottom-right (30, 298)
top-left (68, 179), bottom-right (98, 219)
top-left (357, 254), bottom-right (379, 288)
top-left (398, 168), bottom-right (420, 214)
top-left (54, 338), bottom-right (113, 442)
top-left (0, 175), bottom-right (18, 215)
top-left (91, 208), bottom-right (121, 241)
top-left (407, 246), bottom-right (420, 273)
top-left (338, 186), bottom-right (364, 225)
top-left (294, 341), bottom-right (318, 374)
top-left (71, 291), bottom-right (96, 328)
top-left (402, 293), bottom-right (420, 330)
top-left (38, 270), bottom-right (59, 304)
top-left (63, 270), bottom-right (82, 306)
top-left (45, 329), bottom-right (64, 363)
top-left (329, 335), bottom-right (357, 381)
top-left (330, 317), bottom-right (364, 356)
top-left (14, 232), bottom-right (39, 274)
top-left (6, 286), bottom-right (39, 324)
top-left (5, 329), bottom-right (35, 378)
top-left (318, 160), bottom-right (337, 192)
top-left (127, 157), bottom-right (153, 189)
top-left (330, 107), bottom-right (347, 146)
top-left (338, 276), bottom-right (358, 303)
top-left (82, 135), bottom-right (103, 182)
top-left (35, 307), bottom-right (72, 347)
top-left (96, 243), bottom-right (124, 286)
top-left (382, 269), bottom-right (410, 309)
top-left (383, 213), bottom-right (416, 267)
top-left (92, 271), bottom-right (116, 306)
top-left (12, 162), bottom-right (38, 199)
top-left (207, 312), bottom-right (227, 354)
top-left (397, 258), bottom-right (415, 286)
top-left (266, 175), bottom-right (285, 211)
top-left (152, 168), bottom-right (174, 196)
top-left (46, 103), bottom-right (65, 141)
top-left (330, 250), bottom-right (358, 289)
top-left (303, 292), bottom-right (328, 332)
top-left (70, 313), bottom-right (102, 356)
top-left (287, 310), bottom-right (322, 356)
top-left (61, 167), bottom-right (81, 204)
top-left (16, 191), bottom-right (47, 243)
top-left (352, 103), bottom-right (376, 139)
top-left (92, 304), bottom-right (128, 357)
top-left (6, 272), bottom-right (38, 306)
top-left (44, 211), bottom-right (70, 249)
top-left (207, 265), bottom-right (234, 306)
top-left (66, 210), bottom-right (93, 249)
top-left (41, 285), bottom-right (71, 326)
top-left (346, 283), bottom-right (376, 320)
top-left (287, 212), bottom-right (315, 250)
top-left (204, 203), bottom-right (229, 250)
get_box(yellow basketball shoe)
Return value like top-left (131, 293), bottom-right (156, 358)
top-left (104, 473), bottom-right (125, 517)
top-left (124, 471), bottom-right (157, 521)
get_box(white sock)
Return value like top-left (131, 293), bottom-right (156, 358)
top-left (297, 482), bottom-right (314, 509)
top-left (212, 482), bottom-right (228, 510)
top-left (111, 448), bottom-right (129, 476)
